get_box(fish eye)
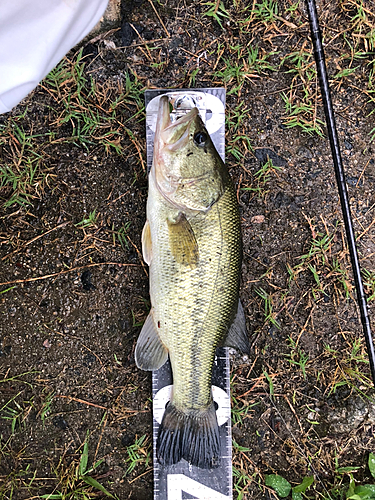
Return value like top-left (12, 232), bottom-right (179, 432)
top-left (193, 131), bottom-right (208, 146)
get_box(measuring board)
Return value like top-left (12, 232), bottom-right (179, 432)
top-left (145, 88), bottom-right (233, 500)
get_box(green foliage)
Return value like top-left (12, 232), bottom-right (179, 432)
top-left (264, 454), bottom-right (375, 499)
top-left (345, 453), bottom-right (375, 499)
top-left (0, 391), bottom-right (30, 434)
top-left (43, 50), bottom-right (144, 150)
top-left (285, 337), bottom-right (309, 379)
top-left (214, 45), bottom-right (276, 95)
top-left (255, 287), bottom-right (280, 329)
top-left (117, 221), bottom-right (132, 249)
top-left (363, 269), bottom-right (375, 301)
top-left (251, 0), bottom-right (278, 23)
top-left (124, 434), bottom-right (151, 475)
top-left (41, 431), bottom-right (113, 499)
top-left (0, 118), bottom-right (54, 208)
top-left (281, 92), bottom-right (325, 137)
top-left (265, 474), bottom-right (292, 497)
top-left (202, 1), bottom-right (229, 29)
top-left (265, 474), bottom-right (313, 499)
top-left (75, 210), bottom-right (98, 228)
top-left (233, 465), bottom-right (253, 500)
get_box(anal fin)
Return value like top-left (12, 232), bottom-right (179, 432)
top-left (223, 300), bottom-right (250, 354)
top-left (135, 311), bottom-right (168, 371)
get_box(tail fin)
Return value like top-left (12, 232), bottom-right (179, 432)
top-left (156, 401), bottom-right (220, 469)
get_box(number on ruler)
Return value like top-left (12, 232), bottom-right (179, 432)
top-left (167, 474), bottom-right (231, 500)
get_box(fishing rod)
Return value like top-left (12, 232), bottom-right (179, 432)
top-left (305, 0), bottom-right (375, 385)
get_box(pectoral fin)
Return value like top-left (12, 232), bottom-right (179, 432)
top-left (141, 220), bottom-right (152, 265)
top-left (135, 311), bottom-right (168, 371)
top-left (167, 212), bottom-right (199, 267)
top-left (223, 300), bottom-right (250, 354)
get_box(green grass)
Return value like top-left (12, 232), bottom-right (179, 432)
top-left (41, 431), bottom-right (114, 499)
top-left (285, 337), bottom-right (309, 380)
top-left (0, 49), bottom-right (145, 210)
top-left (241, 158), bottom-right (281, 197)
top-left (117, 221), bottom-right (132, 250)
top-left (281, 92), bottom-right (325, 137)
top-left (214, 45), bottom-right (276, 95)
top-left (124, 434), bottom-right (151, 475)
top-left (287, 222), bottom-right (354, 301)
top-left (202, 1), bottom-right (230, 29)
top-left (0, 118), bottom-right (55, 208)
top-left (75, 209), bottom-right (98, 229)
top-left (255, 287), bottom-right (280, 329)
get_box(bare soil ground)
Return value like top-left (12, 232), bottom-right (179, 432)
top-left (1, 0), bottom-right (375, 498)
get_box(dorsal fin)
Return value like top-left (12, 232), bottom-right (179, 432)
top-left (223, 300), bottom-right (250, 354)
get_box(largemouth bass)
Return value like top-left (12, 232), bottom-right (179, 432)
top-left (136, 95), bottom-right (249, 469)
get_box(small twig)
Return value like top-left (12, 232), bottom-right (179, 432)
top-left (55, 395), bottom-right (107, 410)
top-left (128, 467), bottom-right (153, 484)
top-left (356, 159), bottom-right (371, 188)
top-left (126, 235), bottom-right (148, 277)
top-left (296, 308), bottom-right (314, 345)
top-left (0, 261), bottom-right (139, 287)
top-left (147, 0), bottom-right (170, 38)
top-left (124, 128), bottom-right (146, 173)
top-left (2, 222), bottom-right (70, 261)
top-left (129, 24), bottom-right (152, 61)
top-left (94, 411), bottom-right (108, 464)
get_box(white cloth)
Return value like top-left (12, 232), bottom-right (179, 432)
top-left (0, 0), bottom-right (109, 113)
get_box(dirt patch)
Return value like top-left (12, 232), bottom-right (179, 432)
top-left (1, 0), bottom-right (375, 498)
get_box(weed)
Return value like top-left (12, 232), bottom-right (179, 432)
top-left (42, 431), bottom-right (113, 498)
top-left (266, 453), bottom-right (375, 499)
top-left (252, 0), bottom-right (278, 23)
top-left (75, 209), bottom-right (98, 228)
top-left (289, 222), bottom-right (354, 301)
top-left (43, 50), bottom-right (144, 150)
top-left (324, 339), bottom-right (373, 394)
top-left (263, 370), bottom-right (274, 398)
top-left (255, 287), bottom-right (280, 329)
top-left (241, 158), bottom-right (281, 197)
top-left (285, 337), bottom-right (309, 379)
top-left (233, 466), bottom-right (253, 500)
top-left (231, 393), bottom-right (252, 425)
top-left (131, 309), bottom-right (144, 328)
top-left (265, 473), bottom-right (314, 499)
top-left (39, 389), bottom-right (55, 425)
top-left (188, 67), bottom-right (201, 87)
top-left (214, 46), bottom-right (275, 95)
top-left (124, 434), bottom-right (151, 475)
top-left (363, 269), bottom-right (375, 301)
top-left (334, 66), bottom-right (359, 80)
top-left (0, 285), bottom-right (16, 295)
top-left (281, 92), bottom-right (325, 136)
top-left (0, 392), bottom-right (34, 435)
top-left (0, 119), bottom-right (54, 208)
top-left (117, 222), bottom-right (132, 250)
top-left (202, 1), bottom-right (229, 29)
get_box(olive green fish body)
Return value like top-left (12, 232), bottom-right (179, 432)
top-left (135, 96), bottom-right (247, 469)
top-left (148, 176), bottom-right (241, 412)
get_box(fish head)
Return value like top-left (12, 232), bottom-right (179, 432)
top-left (152, 95), bottom-right (225, 211)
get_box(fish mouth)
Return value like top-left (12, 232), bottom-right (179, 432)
top-left (154, 95), bottom-right (198, 158)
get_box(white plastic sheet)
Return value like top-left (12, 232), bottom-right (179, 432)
top-left (0, 0), bottom-right (109, 113)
